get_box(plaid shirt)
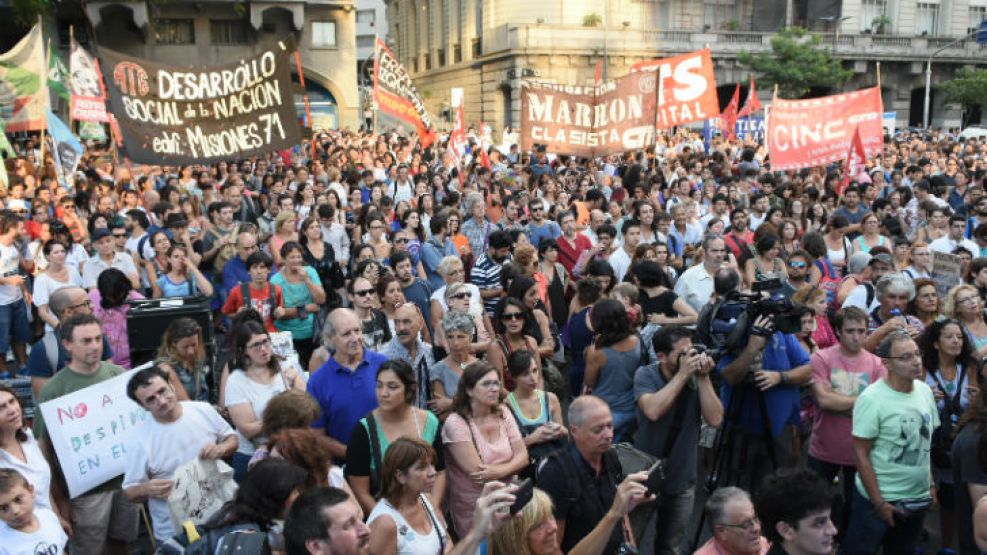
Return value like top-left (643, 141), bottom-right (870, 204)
top-left (461, 217), bottom-right (493, 255)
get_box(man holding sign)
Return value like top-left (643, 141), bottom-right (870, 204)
top-left (33, 314), bottom-right (137, 555)
top-left (122, 366), bottom-right (237, 542)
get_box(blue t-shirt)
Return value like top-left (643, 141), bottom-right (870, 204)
top-left (526, 221), bottom-right (560, 249)
top-left (716, 332), bottom-right (810, 436)
top-left (308, 350), bottom-right (387, 448)
top-left (156, 275), bottom-right (198, 298)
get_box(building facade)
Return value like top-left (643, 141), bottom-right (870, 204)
top-left (383, 0), bottom-right (987, 134)
top-left (50, 0), bottom-right (360, 130)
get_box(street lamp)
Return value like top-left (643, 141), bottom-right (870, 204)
top-left (923, 27), bottom-right (982, 129)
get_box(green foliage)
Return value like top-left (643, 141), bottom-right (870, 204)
top-left (582, 13), bottom-right (603, 27)
top-left (11, 0), bottom-right (51, 27)
top-left (939, 67), bottom-right (987, 126)
top-left (724, 19), bottom-right (740, 31)
top-left (738, 27), bottom-right (854, 98)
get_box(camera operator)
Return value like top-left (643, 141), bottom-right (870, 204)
top-left (635, 326), bottom-right (723, 554)
top-left (714, 268), bottom-right (812, 493)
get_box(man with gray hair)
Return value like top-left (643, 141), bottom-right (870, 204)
top-left (537, 395), bottom-right (651, 554)
top-left (694, 487), bottom-right (769, 555)
top-left (675, 233), bottom-right (729, 313)
top-left (380, 303), bottom-right (434, 409)
top-left (461, 191), bottom-right (493, 255)
top-left (862, 272), bottom-right (924, 353)
top-left (307, 308), bottom-right (387, 461)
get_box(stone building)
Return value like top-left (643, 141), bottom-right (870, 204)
top-left (383, 0), bottom-right (987, 133)
top-left (46, 0), bottom-right (360, 130)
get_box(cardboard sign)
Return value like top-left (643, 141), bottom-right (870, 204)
top-left (168, 458), bottom-right (237, 528)
top-left (629, 49), bottom-right (721, 128)
top-left (38, 368), bottom-right (150, 498)
top-left (767, 87), bottom-right (884, 171)
top-left (98, 39), bottom-right (301, 164)
top-left (520, 71), bottom-right (657, 157)
top-left (931, 251), bottom-right (963, 298)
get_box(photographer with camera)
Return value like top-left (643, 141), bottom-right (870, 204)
top-left (713, 268), bottom-right (812, 493)
top-left (635, 326), bottom-right (723, 554)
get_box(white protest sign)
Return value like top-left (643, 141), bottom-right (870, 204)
top-left (39, 368), bottom-right (150, 498)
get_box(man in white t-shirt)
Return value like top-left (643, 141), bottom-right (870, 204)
top-left (123, 366), bottom-right (237, 542)
top-left (0, 212), bottom-right (30, 377)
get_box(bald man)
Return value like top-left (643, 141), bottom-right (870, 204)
top-left (380, 303), bottom-right (435, 409)
top-left (307, 308), bottom-right (388, 460)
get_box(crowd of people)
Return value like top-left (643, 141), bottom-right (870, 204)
top-left (0, 125), bottom-right (986, 555)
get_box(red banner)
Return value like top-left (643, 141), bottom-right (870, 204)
top-left (629, 49), bottom-right (720, 128)
top-left (837, 125), bottom-right (867, 195)
top-left (720, 84), bottom-right (740, 140)
top-left (767, 87), bottom-right (884, 171)
top-left (373, 38), bottom-right (436, 148)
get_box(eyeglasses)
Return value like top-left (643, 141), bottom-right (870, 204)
top-left (957, 296), bottom-right (980, 305)
top-left (246, 338), bottom-right (271, 350)
top-left (478, 379), bottom-right (502, 389)
top-left (354, 289), bottom-right (375, 297)
top-left (394, 237), bottom-right (409, 244)
top-left (67, 299), bottom-right (92, 311)
top-left (450, 292), bottom-right (470, 300)
top-left (113, 233), bottom-right (127, 238)
top-left (501, 312), bottom-right (525, 321)
top-left (370, 225), bottom-right (385, 231)
top-left (718, 517), bottom-right (760, 532)
top-left (789, 261), bottom-right (807, 269)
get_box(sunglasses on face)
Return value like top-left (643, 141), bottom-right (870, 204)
top-left (450, 292), bottom-right (470, 300)
top-left (789, 261), bottom-right (807, 269)
top-left (354, 289), bottom-right (374, 297)
top-left (501, 312), bottom-right (525, 321)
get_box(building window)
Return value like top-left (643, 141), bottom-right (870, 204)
top-left (471, 38), bottom-right (481, 57)
top-left (437, 48), bottom-right (445, 66)
top-left (425, 53), bottom-right (432, 70)
top-left (210, 20), bottom-right (249, 44)
top-left (156, 19), bottom-right (194, 45)
top-left (357, 35), bottom-right (375, 49)
top-left (703, 0), bottom-right (735, 31)
top-left (312, 21), bottom-right (337, 48)
top-left (916, 3), bottom-right (939, 36)
top-left (453, 43), bottom-right (462, 63)
top-left (971, 6), bottom-right (987, 34)
top-left (859, 0), bottom-right (887, 32)
top-left (356, 10), bottom-right (376, 26)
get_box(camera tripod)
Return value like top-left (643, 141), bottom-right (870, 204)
top-left (690, 366), bottom-right (779, 551)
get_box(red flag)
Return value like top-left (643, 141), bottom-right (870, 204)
top-left (837, 125), bottom-right (867, 195)
top-left (477, 121), bottom-right (491, 170)
top-left (738, 75), bottom-right (762, 118)
top-left (594, 62), bottom-right (602, 86)
top-left (447, 104), bottom-right (467, 170)
top-left (719, 85), bottom-right (740, 140)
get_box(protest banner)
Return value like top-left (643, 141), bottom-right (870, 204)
top-left (703, 116), bottom-right (765, 150)
top-left (882, 111), bottom-right (897, 136)
top-left (98, 39), bottom-right (302, 164)
top-left (70, 36), bottom-right (108, 123)
top-left (38, 368), bottom-right (150, 498)
top-left (767, 87), bottom-right (884, 171)
top-left (373, 38), bottom-right (437, 148)
top-left (520, 71), bottom-right (658, 157)
top-left (628, 48), bottom-right (720, 128)
top-left (0, 23), bottom-right (48, 132)
top-left (931, 251), bottom-right (963, 298)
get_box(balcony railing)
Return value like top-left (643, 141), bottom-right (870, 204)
top-left (870, 35), bottom-right (911, 48)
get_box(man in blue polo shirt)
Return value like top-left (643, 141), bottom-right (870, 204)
top-left (308, 308), bottom-right (386, 461)
top-left (712, 268), bottom-right (811, 493)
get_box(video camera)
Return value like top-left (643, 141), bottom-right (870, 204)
top-left (698, 278), bottom-right (808, 356)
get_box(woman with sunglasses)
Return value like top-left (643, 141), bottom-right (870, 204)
top-left (946, 284), bottom-right (987, 357)
top-left (225, 320), bottom-right (306, 481)
top-left (348, 276), bottom-right (392, 353)
top-left (487, 297), bottom-right (542, 389)
top-left (441, 282), bottom-right (492, 354)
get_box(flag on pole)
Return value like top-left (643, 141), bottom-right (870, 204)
top-left (477, 120), bottom-right (491, 170)
top-left (47, 41), bottom-right (70, 104)
top-left (447, 104), bottom-right (467, 170)
top-left (719, 84), bottom-right (741, 140)
top-left (373, 38), bottom-right (437, 148)
top-left (837, 125), bottom-right (867, 196)
top-left (0, 23), bottom-right (48, 132)
top-left (737, 75), bottom-right (762, 118)
top-left (69, 36), bottom-right (108, 122)
top-left (46, 108), bottom-right (84, 188)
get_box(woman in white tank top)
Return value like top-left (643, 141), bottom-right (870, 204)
top-left (367, 437), bottom-right (450, 555)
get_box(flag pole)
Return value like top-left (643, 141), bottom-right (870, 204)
top-left (876, 62), bottom-right (882, 90)
top-left (40, 34), bottom-right (51, 168)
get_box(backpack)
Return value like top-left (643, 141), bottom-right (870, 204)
top-left (156, 521), bottom-right (270, 555)
top-left (42, 330), bottom-right (60, 376)
top-left (815, 258), bottom-right (842, 317)
top-left (724, 233), bottom-right (752, 267)
top-left (208, 228), bottom-right (238, 274)
top-left (240, 282), bottom-right (278, 317)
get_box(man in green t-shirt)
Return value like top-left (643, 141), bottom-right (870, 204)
top-left (34, 313), bottom-right (138, 555)
top-left (842, 330), bottom-right (939, 555)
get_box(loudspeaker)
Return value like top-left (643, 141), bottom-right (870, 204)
top-left (126, 296), bottom-right (214, 366)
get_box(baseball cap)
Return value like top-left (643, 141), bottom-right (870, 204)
top-left (869, 253), bottom-right (894, 267)
top-left (91, 228), bottom-right (112, 242)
